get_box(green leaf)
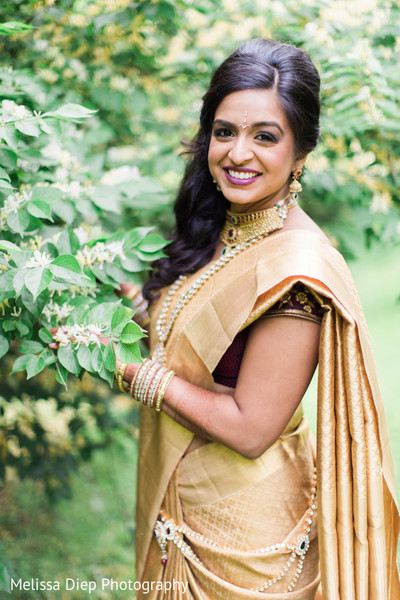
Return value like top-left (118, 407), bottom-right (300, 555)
top-left (125, 227), bottom-right (154, 248)
top-left (41, 348), bottom-right (57, 366)
top-left (26, 355), bottom-right (45, 379)
top-left (45, 104), bottom-right (98, 121)
top-left (120, 321), bottom-right (145, 345)
top-left (0, 240), bottom-right (20, 252)
top-left (50, 255), bottom-right (88, 284)
top-left (91, 346), bottom-right (102, 372)
top-left (2, 319), bottom-right (16, 332)
top-left (0, 148), bottom-right (17, 169)
top-left (8, 250), bottom-right (31, 267)
top-left (98, 363), bottom-right (115, 387)
top-left (0, 167), bottom-right (10, 181)
top-left (111, 306), bottom-right (134, 335)
top-left (16, 319), bottom-right (30, 337)
top-left (137, 233), bottom-right (167, 253)
top-left (55, 363), bottom-right (68, 387)
top-left (120, 252), bottom-right (143, 272)
top-left (116, 341), bottom-right (142, 364)
top-left (10, 354), bottom-right (31, 374)
top-left (51, 254), bottom-right (82, 273)
top-left (0, 335), bottom-right (9, 359)
top-left (18, 340), bottom-right (44, 354)
top-left (24, 267), bottom-right (53, 299)
top-left (27, 200), bottom-right (53, 221)
top-left (58, 344), bottom-right (81, 377)
top-left (104, 263), bottom-right (128, 283)
top-left (0, 270), bottom-right (15, 294)
top-left (31, 186), bottom-right (63, 203)
top-left (0, 178), bottom-right (13, 191)
top-left (21, 287), bottom-right (49, 318)
top-left (91, 264), bottom-right (117, 286)
top-left (56, 228), bottom-right (80, 255)
top-left (13, 268), bottom-right (28, 296)
top-left (39, 328), bottom-right (54, 344)
top-left (7, 208), bottom-right (30, 234)
top-left (52, 199), bottom-right (76, 224)
top-left (0, 21), bottom-right (34, 34)
top-left (85, 301), bottom-right (120, 327)
top-left (15, 119), bottom-right (41, 137)
top-left (102, 341), bottom-right (116, 372)
top-left (77, 345), bottom-right (93, 372)
top-left (0, 125), bottom-right (19, 148)
top-left (136, 249), bottom-right (166, 261)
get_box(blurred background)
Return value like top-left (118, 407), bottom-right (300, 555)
top-left (0, 0), bottom-right (399, 597)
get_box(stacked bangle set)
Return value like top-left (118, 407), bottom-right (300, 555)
top-left (116, 359), bottom-right (175, 412)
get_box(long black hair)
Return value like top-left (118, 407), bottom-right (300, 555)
top-left (143, 39), bottom-right (320, 300)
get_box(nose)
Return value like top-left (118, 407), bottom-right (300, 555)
top-left (227, 135), bottom-right (253, 165)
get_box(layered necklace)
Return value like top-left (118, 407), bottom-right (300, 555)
top-left (152, 192), bottom-right (297, 365)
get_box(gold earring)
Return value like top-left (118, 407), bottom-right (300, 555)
top-left (213, 178), bottom-right (221, 192)
top-left (289, 168), bottom-right (302, 194)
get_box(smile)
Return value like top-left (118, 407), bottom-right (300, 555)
top-left (223, 168), bottom-right (261, 185)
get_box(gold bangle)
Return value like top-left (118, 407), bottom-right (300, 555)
top-left (129, 358), bottom-right (149, 397)
top-left (154, 370), bottom-right (175, 412)
top-left (116, 362), bottom-right (128, 392)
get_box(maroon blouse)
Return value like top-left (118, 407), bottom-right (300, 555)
top-left (212, 283), bottom-right (323, 388)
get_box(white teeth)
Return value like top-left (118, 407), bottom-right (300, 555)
top-left (228, 170), bottom-right (259, 180)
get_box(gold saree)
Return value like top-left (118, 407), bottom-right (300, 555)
top-left (136, 230), bottom-right (400, 599)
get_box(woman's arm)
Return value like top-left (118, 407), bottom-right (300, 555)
top-left (124, 315), bottom-right (320, 459)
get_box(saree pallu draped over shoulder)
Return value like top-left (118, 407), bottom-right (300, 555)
top-left (136, 230), bottom-right (400, 600)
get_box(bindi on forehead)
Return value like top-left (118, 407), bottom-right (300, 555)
top-left (238, 110), bottom-right (249, 129)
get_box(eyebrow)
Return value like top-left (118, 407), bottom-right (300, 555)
top-left (213, 119), bottom-right (284, 135)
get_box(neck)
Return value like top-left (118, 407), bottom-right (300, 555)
top-left (229, 185), bottom-right (290, 214)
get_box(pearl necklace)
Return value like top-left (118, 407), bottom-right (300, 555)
top-left (152, 194), bottom-right (297, 365)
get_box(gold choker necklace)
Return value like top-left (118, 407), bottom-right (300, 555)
top-left (220, 193), bottom-right (297, 247)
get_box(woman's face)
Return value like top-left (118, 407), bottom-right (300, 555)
top-left (208, 88), bottom-right (305, 213)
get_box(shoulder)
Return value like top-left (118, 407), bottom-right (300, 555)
top-left (277, 205), bottom-right (332, 245)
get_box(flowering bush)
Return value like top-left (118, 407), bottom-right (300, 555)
top-left (0, 97), bottom-right (167, 387)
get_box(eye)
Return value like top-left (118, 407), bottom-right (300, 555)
top-left (255, 132), bottom-right (278, 143)
top-left (213, 127), bottom-right (234, 139)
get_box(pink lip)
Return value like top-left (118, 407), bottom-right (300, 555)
top-left (223, 167), bottom-right (261, 186)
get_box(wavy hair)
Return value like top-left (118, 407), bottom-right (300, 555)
top-left (143, 39), bottom-right (320, 300)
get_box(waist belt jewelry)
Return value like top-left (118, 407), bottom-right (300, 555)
top-left (154, 469), bottom-right (317, 593)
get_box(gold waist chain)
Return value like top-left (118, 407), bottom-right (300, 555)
top-left (154, 468), bottom-right (317, 593)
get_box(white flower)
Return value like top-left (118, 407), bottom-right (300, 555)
top-left (4, 190), bottom-right (31, 213)
top-left (53, 323), bottom-right (105, 347)
top-left (68, 284), bottom-right (99, 298)
top-left (87, 324), bottom-right (103, 336)
top-left (34, 39), bottom-right (49, 52)
top-left (76, 240), bottom-right (125, 267)
top-left (370, 191), bottom-right (391, 214)
top-left (69, 58), bottom-right (88, 82)
top-left (1, 99), bottom-right (32, 120)
top-left (26, 250), bottom-right (54, 268)
top-left (105, 240), bottom-right (126, 260)
top-left (41, 140), bottom-right (64, 162)
top-left (100, 165), bottom-right (140, 185)
top-left (74, 226), bottom-right (89, 245)
top-left (42, 300), bottom-right (73, 322)
top-left (69, 181), bottom-right (82, 199)
top-left (107, 146), bottom-right (136, 164)
top-left (53, 327), bottom-right (71, 346)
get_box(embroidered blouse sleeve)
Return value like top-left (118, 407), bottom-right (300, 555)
top-left (261, 283), bottom-right (324, 324)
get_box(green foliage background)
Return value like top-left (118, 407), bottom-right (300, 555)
top-left (0, 0), bottom-right (399, 594)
